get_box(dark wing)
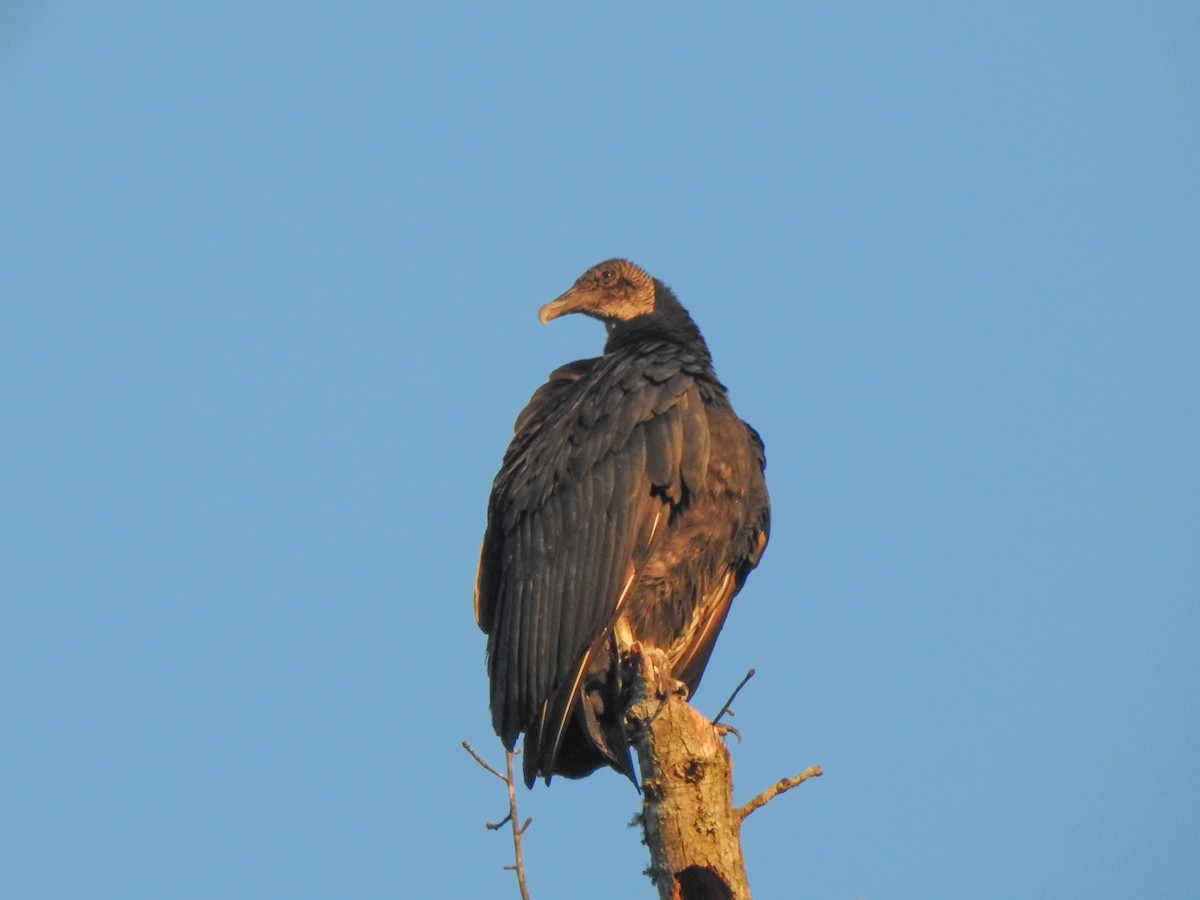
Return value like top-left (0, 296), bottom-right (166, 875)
top-left (672, 415), bottom-right (770, 693)
top-left (475, 346), bottom-right (711, 762)
top-left (473, 357), bottom-right (597, 643)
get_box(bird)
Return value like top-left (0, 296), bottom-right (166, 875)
top-left (474, 259), bottom-right (770, 787)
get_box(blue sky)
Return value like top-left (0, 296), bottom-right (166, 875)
top-left (2, 3), bottom-right (1196, 897)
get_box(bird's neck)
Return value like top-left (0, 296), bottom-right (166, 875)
top-left (603, 281), bottom-right (712, 363)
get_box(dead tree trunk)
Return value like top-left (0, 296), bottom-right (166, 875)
top-left (627, 649), bottom-right (821, 900)
top-left (628, 648), bottom-right (749, 899)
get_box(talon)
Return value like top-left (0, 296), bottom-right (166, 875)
top-left (714, 722), bottom-right (742, 743)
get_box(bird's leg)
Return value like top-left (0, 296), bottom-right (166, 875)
top-left (623, 644), bottom-right (689, 739)
top-left (623, 646), bottom-right (666, 739)
top-left (651, 650), bottom-right (689, 702)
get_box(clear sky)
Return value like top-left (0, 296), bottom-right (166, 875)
top-left (2, 3), bottom-right (1196, 898)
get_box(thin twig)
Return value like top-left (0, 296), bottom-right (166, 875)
top-left (462, 740), bottom-right (507, 781)
top-left (736, 765), bottom-right (824, 822)
top-left (503, 748), bottom-right (533, 900)
top-left (712, 668), bottom-right (756, 724)
top-left (462, 741), bottom-right (533, 900)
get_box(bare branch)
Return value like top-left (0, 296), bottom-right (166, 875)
top-left (462, 740), bottom-right (506, 781)
top-left (712, 668), bottom-right (755, 724)
top-left (463, 742), bottom-right (534, 900)
top-left (503, 748), bottom-right (533, 900)
top-left (735, 766), bottom-right (824, 823)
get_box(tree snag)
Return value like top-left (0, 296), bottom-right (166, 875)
top-left (627, 649), bottom-right (822, 900)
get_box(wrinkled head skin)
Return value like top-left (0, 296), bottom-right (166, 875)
top-left (538, 259), bottom-right (657, 326)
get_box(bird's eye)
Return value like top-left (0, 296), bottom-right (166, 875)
top-left (600, 269), bottom-right (615, 283)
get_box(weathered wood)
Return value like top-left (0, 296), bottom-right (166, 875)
top-left (468, 650), bottom-right (821, 898)
top-left (627, 650), bottom-right (751, 900)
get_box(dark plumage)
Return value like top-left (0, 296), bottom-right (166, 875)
top-left (475, 259), bottom-right (770, 787)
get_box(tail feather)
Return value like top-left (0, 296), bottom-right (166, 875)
top-left (521, 638), bottom-right (638, 787)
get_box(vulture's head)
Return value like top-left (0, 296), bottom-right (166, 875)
top-left (539, 259), bottom-right (657, 325)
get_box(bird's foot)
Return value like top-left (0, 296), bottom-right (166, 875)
top-left (664, 673), bottom-right (689, 701)
top-left (713, 721), bottom-right (742, 743)
top-left (642, 650), bottom-right (687, 701)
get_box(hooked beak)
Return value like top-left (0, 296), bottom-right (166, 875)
top-left (538, 287), bottom-right (583, 324)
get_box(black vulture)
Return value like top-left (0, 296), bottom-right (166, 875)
top-left (475, 259), bottom-right (770, 787)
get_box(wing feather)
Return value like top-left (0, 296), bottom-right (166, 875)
top-left (476, 347), bottom-right (712, 774)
